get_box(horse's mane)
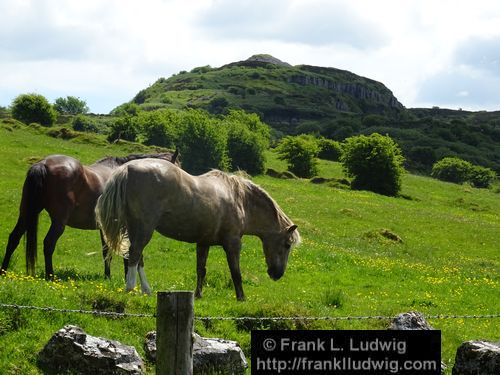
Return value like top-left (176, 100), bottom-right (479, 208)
top-left (205, 170), bottom-right (300, 243)
top-left (95, 151), bottom-right (178, 167)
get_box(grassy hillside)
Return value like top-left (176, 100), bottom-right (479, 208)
top-left (0, 120), bottom-right (498, 374)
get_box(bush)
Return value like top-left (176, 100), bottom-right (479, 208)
top-left (318, 138), bottom-right (343, 161)
top-left (107, 116), bottom-right (138, 142)
top-left (276, 135), bottom-right (319, 178)
top-left (432, 157), bottom-right (496, 188)
top-left (341, 133), bottom-right (405, 196)
top-left (136, 110), bottom-right (178, 148)
top-left (177, 109), bottom-right (229, 174)
top-left (431, 157), bottom-right (472, 184)
top-left (110, 103), bottom-right (140, 117)
top-left (72, 115), bottom-right (100, 133)
top-left (468, 165), bottom-right (496, 188)
top-left (223, 110), bottom-right (270, 175)
top-left (11, 93), bottom-right (57, 126)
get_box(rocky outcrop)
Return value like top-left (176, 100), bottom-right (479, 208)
top-left (37, 325), bottom-right (144, 374)
top-left (246, 54), bottom-right (292, 67)
top-left (288, 74), bottom-right (402, 109)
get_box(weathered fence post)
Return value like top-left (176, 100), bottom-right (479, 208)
top-left (156, 291), bottom-right (194, 375)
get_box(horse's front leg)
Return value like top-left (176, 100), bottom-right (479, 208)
top-left (223, 238), bottom-right (244, 301)
top-left (195, 244), bottom-right (210, 299)
top-left (126, 263), bottom-right (138, 292)
top-left (137, 255), bottom-right (151, 295)
top-left (100, 230), bottom-right (111, 279)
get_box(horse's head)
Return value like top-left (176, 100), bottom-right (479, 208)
top-left (262, 224), bottom-right (300, 280)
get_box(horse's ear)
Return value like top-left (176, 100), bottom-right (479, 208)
top-left (171, 148), bottom-right (179, 164)
top-left (287, 224), bottom-right (298, 233)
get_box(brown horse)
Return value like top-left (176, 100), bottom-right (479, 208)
top-left (1, 151), bottom-right (179, 279)
top-left (96, 158), bottom-right (300, 300)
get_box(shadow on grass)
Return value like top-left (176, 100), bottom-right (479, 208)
top-left (38, 268), bottom-right (104, 282)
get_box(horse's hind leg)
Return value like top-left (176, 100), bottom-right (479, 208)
top-left (43, 220), bottom-right (66, 279)
top-left (1, 218), bottom-right (26, 274)
top-left (195, 244), bottom-right (210, 299)
top-left (125, 220), bottom-right (154, 294)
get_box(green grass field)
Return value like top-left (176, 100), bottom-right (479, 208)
top-left (0, 120), bottom-right (498, 374)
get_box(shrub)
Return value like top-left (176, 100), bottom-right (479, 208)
top-left (468, 165), bottom-right (496, 188)
top-left (431, 157), bottom-right (472, 184)
top-left (207, 97), bottom-right (229, 115)
top-left (110, 103), bottom-right (140, 117)
top-left (276, 135), bottom-right (319, 178)
top-left (136, 110), bottom-right (178, 148)
top-left (318, 138), bottom-right (343, 161)
top-left (11, 93), bottom-right (57, 126)
top-left (177, 109), bottom-right (229, 174)
top-left (223, 110), bottom-right (270, 175)
top-left (72, 115), bottom-right (100, 133)
top-left (341, 133), bottom-right (405, 196)
top-left (107, 116), bottom-right (138, 142)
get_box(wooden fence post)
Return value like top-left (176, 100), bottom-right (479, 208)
top-left (156, 291), bottom-right (194, 375)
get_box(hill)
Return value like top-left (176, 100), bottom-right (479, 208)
top-left (121, 54), bottom-right (403, 131)
top-left (0, 119), bottom-right (499, 373)
top-left (117, 54), bottom-right (500, 173)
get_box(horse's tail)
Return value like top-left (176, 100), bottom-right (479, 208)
top-left (22, 162), bottom-right (47, 276)
top-left (95, 166), bottom-right (130, 259)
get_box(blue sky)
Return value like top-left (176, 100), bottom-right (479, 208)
top-left (1, 0), bottom-right (500, 114)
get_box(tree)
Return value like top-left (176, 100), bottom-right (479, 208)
top-left (431, 157), bottom-right (472, 184)
top-left (276, 135), bottom-right (319, 178)
top-left (54, 96), bottom-right (89, 115)
top-left (11, 93), bottom-right (57, 126)
top-left (341, 133), bottom-right (405, 196)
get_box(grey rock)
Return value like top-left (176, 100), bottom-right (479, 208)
top-left (389, 311), bottom-right (446, 374)
top-left (144, 331), bottom-right (248, 375)
top-left (389, 311), bottom-right (434, 330)
top-left (37, 325), bottom-right (144, 374)
top-left (452, 340), bottom-right (500, 375)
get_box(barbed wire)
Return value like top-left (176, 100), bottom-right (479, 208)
top-left (1, 302), bottom-right (498, 321)
top-left (0, 303), bottom-right (153, 318)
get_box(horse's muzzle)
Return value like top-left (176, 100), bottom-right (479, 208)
top-left (267, 267), bottom-right (284, 281)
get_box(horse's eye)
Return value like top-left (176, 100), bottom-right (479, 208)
top-left (284, 242), bottom-right (291, 250)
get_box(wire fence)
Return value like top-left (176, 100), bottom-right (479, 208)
top-left (1, 302), bottom-right (499, 322)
